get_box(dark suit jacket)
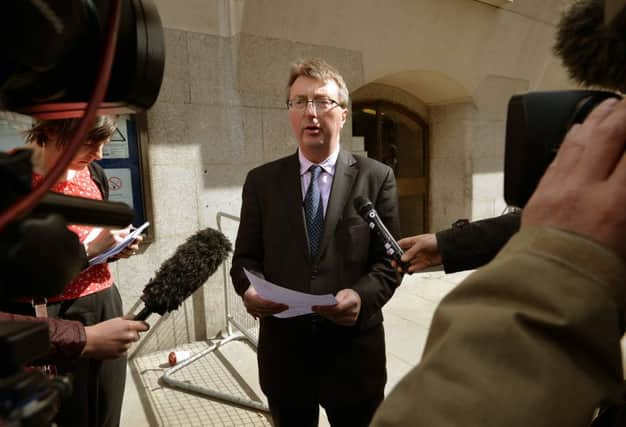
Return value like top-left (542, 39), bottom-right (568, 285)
top-left (231, 149), bottom-right (401, 403)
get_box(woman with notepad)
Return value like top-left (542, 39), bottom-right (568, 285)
top-left (3, 116), bottom-right (146, 427)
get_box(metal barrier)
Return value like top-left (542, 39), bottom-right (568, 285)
top-left (160, 212), bottom-right (269, 412)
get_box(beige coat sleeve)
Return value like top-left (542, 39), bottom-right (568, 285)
top-left (372, 227), bottom-right (626, 427)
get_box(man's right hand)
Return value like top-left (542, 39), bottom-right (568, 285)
top-left (82, 316), bottom-right (149, 359)
top-left (243, 286), bottom-right (288, 319)
top-left (393, 233), bottom-right (443, 273)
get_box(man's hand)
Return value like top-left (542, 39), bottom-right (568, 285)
top-left (313, 289), bottom-right (361, 326)
top-left (392, 233), bottom-right (442, 273)
top-left (523, 97), bottom-right (626, 260)
top-left (82, 316), bottom-right (149, 359)
top-left (243, 286), bottom-right (288, 319)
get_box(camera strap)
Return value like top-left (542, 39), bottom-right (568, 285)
top-left (31, 297), bottom-right (48, 318)
top-left (30, 297), bottom-right (58, 377)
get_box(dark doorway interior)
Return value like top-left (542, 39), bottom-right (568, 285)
top-left (352, 102), bottom-right (429, 237)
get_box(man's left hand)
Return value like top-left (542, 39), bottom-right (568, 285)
top-left (313, 289), bottom-right (361, 326)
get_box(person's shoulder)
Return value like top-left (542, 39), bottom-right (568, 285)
top-left (88, 161), bottom-right (107, 181)
top-left (349, 152), bottom-right (393, 176)
top-left (246, 153), bottom-right (296, 180)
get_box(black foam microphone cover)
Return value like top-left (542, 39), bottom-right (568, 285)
top-left (134, 228), bottom-right (232, 320)
top-left (554, 0), bottom-right (626, 92)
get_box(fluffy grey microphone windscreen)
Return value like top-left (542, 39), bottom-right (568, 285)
top-left (134, 228), bottom-right (232, 320)
top-left (554, 0), bottom-right (626, 92)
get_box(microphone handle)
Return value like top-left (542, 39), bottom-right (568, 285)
top-left (134, 306), bottom-right (152, 321)
top-left (364, 208), bottom-right (410, 271)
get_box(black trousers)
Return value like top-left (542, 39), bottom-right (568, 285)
top-left (268, 394), bottom-right (383, 427)
top-left (260, 317), bottom-right (386, 427)
top-left (592, 405), bottom-right (626, 427)
top-left (4, 285), bottom-right (126, 427)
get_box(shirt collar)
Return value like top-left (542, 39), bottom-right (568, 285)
top-left (298, 145), bottom-right (340, 177)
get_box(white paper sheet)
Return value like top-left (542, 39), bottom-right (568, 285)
top-left (243, 268), bottom-right (337, 318)
top-left (88, 221), bottom-right (150, 266)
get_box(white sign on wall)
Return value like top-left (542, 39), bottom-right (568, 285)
top-left (105, 167), bottom-right (134, 208)
top-left (0, 113), bottom-right (32, 151)
top-left (103, 117), bottom-right (129, 159)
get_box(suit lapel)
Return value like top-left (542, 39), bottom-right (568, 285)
top-left (280, 152), bottom-right (310, 260)
top-left (318, 150), bottom-right (358, 260)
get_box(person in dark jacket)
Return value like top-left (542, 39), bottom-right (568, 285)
top-left (392, 211), bottom-right (520, 274)
top-left (231, 58), bottom-right (401, 427)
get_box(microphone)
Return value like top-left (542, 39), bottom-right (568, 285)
top-left (134, 228), bottom-right (232, 320)
top-left (353, 196), bottom-right (408, 272)
top-left (554, 0), bottom-right (626, 92)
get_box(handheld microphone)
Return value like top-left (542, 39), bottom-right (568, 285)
top-left (353, 196), bottom-right (408, 272)
top-left (134, 228), bottom-right (232, 320)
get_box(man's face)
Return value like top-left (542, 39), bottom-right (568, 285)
top-left (288, 76), bottom-right (347, 159)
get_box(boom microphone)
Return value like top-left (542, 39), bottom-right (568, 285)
top-left (554, 0), bottom-right (626, 92)
top-left (353, 196), bottom-right (408, 272)
top-left (134, 228), bottom-right (232, 320)
top-left (31, 192), bottom-right (134, 227)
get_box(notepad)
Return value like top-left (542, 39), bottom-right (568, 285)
top-left (88, 221), bottom-right (150, 266)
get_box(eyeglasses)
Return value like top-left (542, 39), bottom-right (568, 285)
top-left (287, 97), bottom-right (340, 112)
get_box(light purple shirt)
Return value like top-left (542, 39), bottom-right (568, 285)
top-left (299, 146), bottom-right (340, 216)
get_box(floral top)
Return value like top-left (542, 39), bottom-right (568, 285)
top-left (33, 168), bottom-right (113, 302)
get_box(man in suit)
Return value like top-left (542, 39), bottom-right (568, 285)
top-left (230, 58), bottom-right (402, 427)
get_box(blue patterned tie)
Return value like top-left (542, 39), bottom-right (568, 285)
top-left (304, 165), bottom-right (324, 258)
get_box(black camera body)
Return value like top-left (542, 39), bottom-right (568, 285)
top-left (504, 90), bottom-right (622, 208)
top-left (0, 0), bottom-right (164, 119)
top-left (0, 1), bottom-right (165, 423)
top-left (0, 321), bottom-right (72, 426)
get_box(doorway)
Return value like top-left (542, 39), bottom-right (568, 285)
top-left (352, 102), bottom-right (429, 237)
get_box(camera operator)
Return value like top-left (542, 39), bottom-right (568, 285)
top-left (371, 97), bottom-right (626, 426)
top-left (1, 117), bottom-right (148, 427)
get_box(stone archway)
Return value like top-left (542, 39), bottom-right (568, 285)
top-left (351, 70), bottom-right (475, 235)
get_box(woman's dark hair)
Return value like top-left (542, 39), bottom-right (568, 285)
top-left (25, 116), bottom-right (117, 147)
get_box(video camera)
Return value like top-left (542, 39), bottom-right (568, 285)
top-left (0, 321), bottom-right (73, 426)
top-left (504, 0), bottom-right (625, 208)
top-left (0, 0), bottom-right (165, 425)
